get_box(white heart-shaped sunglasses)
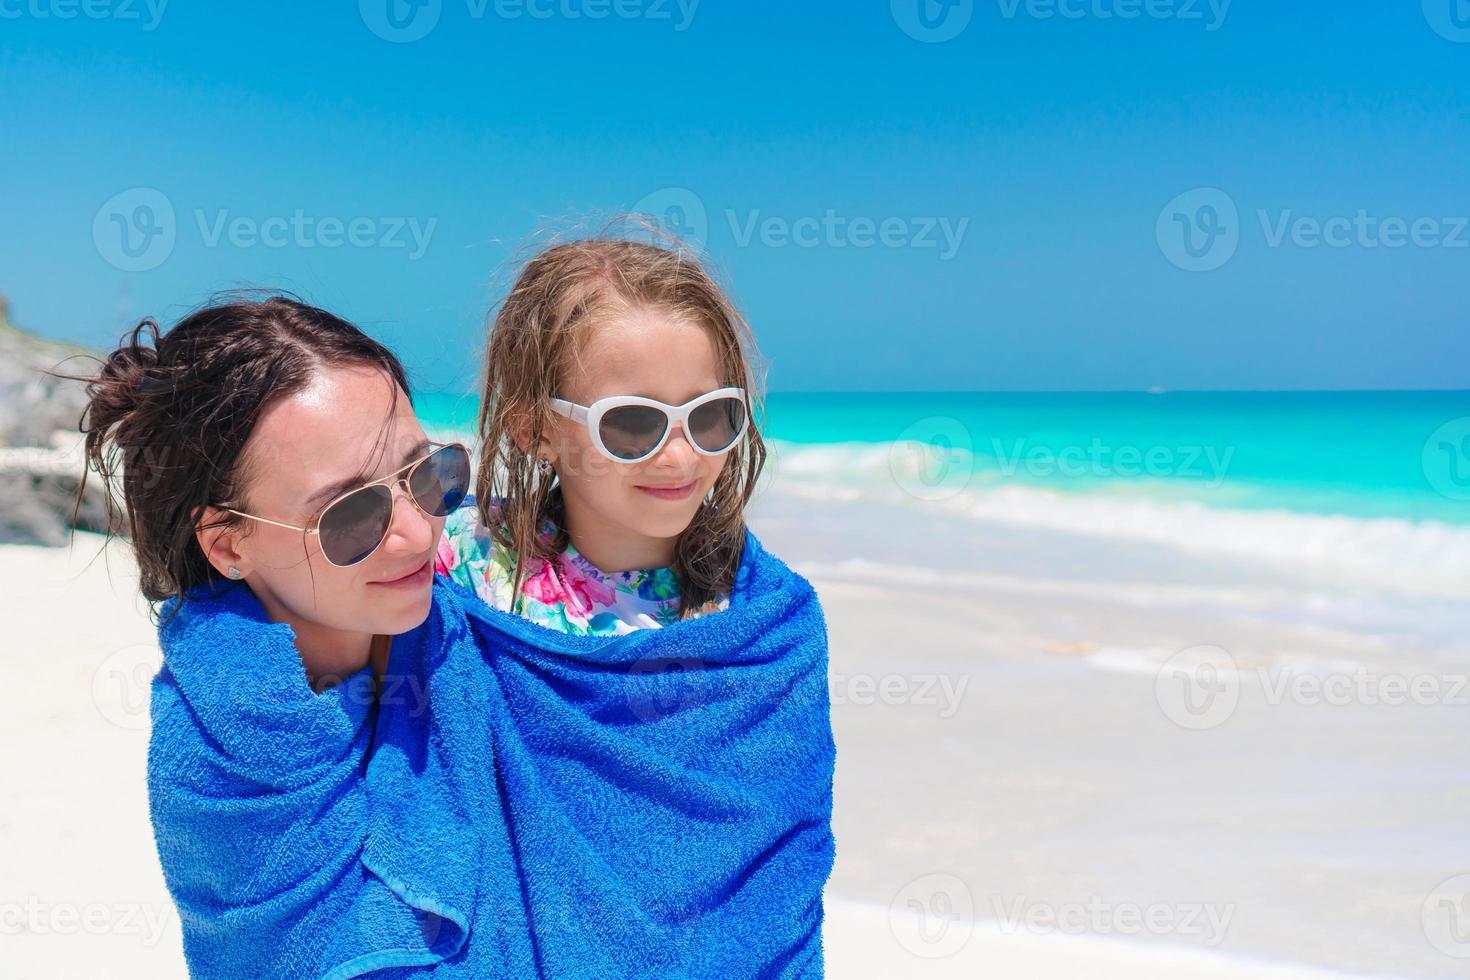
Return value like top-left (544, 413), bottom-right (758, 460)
top-left (548, 387), bottom-right (750, 463)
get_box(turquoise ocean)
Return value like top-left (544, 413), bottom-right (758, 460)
top-left (419, 390), bottom-right (1470, 521)
top-left (419, 389), bottom-right (1470, 620)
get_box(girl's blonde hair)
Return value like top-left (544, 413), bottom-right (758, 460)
top-left (476, 228), bottom-right (767, 616)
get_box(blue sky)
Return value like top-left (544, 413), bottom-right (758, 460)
top-left (2, 1), bottom-right (1467, 393)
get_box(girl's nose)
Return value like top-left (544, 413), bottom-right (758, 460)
top-left (656, 421), bottom-right (699, 463)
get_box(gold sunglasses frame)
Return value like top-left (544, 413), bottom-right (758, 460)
top-left (221, 441), bottom-right (470, 568)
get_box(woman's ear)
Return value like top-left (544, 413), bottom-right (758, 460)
top-left (193, 505), bottom-right (249, 579)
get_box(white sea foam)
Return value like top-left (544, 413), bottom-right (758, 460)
top-left (763, 440), bottom-right (1470, 599)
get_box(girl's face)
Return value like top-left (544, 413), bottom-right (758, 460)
top-left (198, 364), bottom-right (444, 643)
top-left (543, 307), bottom-right (730, 570)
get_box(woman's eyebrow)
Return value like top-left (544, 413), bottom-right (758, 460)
top-left (303, 438), bottom-right (433, 512)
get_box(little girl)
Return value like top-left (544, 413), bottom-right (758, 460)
top-left (433, 233), bottom-right (837, 977)
top-left (437, 235), bottom-right (765, 633)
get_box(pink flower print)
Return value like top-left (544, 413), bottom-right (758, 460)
top-left (520, 558), bottom-right (572, 609)
top-left (560, 556), bottom-right (617, 609)
top-left (521, 555), bottom-right (615, 618)
top-left (434, 532), bottom-right (458, 576)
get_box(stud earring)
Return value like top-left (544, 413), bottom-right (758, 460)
top-left (536, 457), bottom-right (553, 477)
top-left (226, 566), bottom-right (243, 580)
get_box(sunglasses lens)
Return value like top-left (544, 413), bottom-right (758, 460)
top-left (688, 396), bottom-right (747, 453)
top-left (599, 405), bottom-right (669, 460)
top-left (408, 444), bottom-right (472, 517)
top-left (318, 485), bottom-right (394, 566)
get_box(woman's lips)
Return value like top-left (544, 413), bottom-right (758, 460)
top-left (371, 558), bottom-right (432, 588)
top-left (635, 481), bottom-right (697, 501)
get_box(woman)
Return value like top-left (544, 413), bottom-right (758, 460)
top-left (78, 295), bottom-right (480, 976)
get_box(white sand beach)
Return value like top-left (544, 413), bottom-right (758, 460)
top-left (0, 509), bottom-right (1453, 977)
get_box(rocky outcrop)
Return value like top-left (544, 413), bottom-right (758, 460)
top-left (0, 295), bottom-right (116, 545)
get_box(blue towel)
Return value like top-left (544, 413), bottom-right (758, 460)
top-left (430, 526), bottom-right (838, 977)
top-left (148, 528), bottom-right (835, 978)
top-left (149, 577), bottom-right (488, 978)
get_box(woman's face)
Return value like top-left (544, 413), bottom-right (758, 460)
top-left (200, 364), bottom-right (443, 640)
top-left (543, 306), bottom-right (730, 565)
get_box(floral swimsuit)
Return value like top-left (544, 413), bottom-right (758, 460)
top-left (434, 495), bottom-right (728, 636)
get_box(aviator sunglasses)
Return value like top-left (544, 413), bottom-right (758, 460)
top-left (548, 387), bottom-right (749, 463)
top-left (223, 442), bottom-right (472, 567)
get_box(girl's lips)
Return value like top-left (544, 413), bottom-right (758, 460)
top-left (371, 558), bottom-right (432, 588)
top-left (635, 481), bottom-right (697, 501)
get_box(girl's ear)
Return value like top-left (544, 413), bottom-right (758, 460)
top-left (509, 414), bottom-right (531, 455)
top-left (193, 505), bottom-right (249, 579)
top-left (509, 412), bottom-right (555, 463)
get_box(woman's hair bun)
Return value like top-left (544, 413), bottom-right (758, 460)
top-left (83, 319), bottom-right (161, 431)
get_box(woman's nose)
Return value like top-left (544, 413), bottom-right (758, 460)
top-left (383, 481), bottom-right (434, 550)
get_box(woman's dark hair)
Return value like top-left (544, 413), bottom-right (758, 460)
top-left (74, 295), bottom-right (411, 609)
